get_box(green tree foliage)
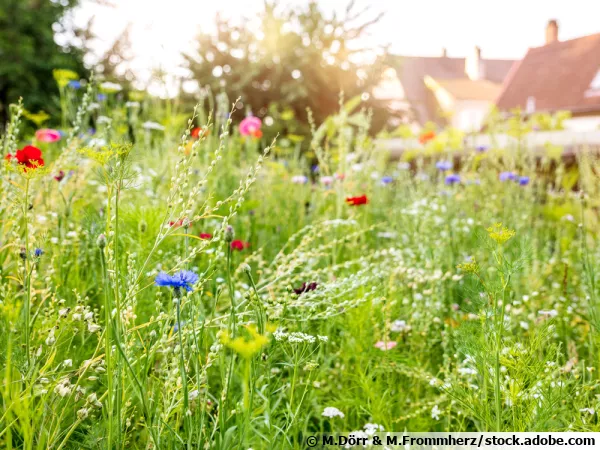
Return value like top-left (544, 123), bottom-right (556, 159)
top-left (183, 1), bottom-right (388, 136)
top-left (0, 0), bottom-right (87, 125)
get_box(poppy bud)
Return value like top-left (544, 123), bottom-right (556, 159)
top-left (139, 220), bottom-right (147, 233)
top-left (97, 234), bottom-right (107, 249)
top-left (224, 225), bottom-right (235, 243)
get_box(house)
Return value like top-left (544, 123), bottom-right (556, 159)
top-left (496, 20), bottom-right (600, 131)
top-left (375, 48), bottom-right (515, 131)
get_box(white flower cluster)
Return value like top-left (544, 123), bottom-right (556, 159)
top-left (322, 406), bottom-right (344, 418)
top-left (273, 329), bottom-right (328, 344)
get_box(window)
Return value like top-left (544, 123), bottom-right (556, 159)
top-left (590, 69), bottom-right (600, 91)
top-left (526, 96), bottom-right (536, 114)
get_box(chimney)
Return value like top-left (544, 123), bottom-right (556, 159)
top-left (465, 46), bottom-right (484, 81)
top-left (546, 19), bottom-right (559, 44)
top-left (441, 48), bottom-right (447, 58)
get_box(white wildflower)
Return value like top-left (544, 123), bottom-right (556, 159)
top-left (322, 406), bottom-right (344, 418)
top-left (87, 323), bottom-right (101, 333)
top-left (142, 121), bottom-right (165, 131)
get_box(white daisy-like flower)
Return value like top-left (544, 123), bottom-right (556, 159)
top-left (431, 405), bottom-right (441, 420)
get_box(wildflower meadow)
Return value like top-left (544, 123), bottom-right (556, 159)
top-left (1, 77), bottom-right (600, 449)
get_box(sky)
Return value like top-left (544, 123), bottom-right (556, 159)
top-left (73, 0), bottom-right (600, 93)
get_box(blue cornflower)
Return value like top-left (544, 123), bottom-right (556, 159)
top-left (311, 165), bottom-right (320, 173)
top-left (68, 80), bottom-right (81, 89)
top-left (476, 145), bottom-right (489, 153)
top-left (34, 248), bottom-right (43, 257)
top-left (499, 171), bottom-right (517, 182)
top-left (436, 160), bottom-right (453, 171)
top-left (155, 270), bottom-right (199, 292)
top-left (381, 176), bottom-right (394, 185)
top-left (97, 93), bottom-right (107, 102)
top-left (445, 174), bottom-right (461, 185)
top-left (518, 176), bottom-right (530, 186)
top-left (173, 320), bottom-right (186, 333)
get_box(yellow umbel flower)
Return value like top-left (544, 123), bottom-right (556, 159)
top-left (78, 142), bottom-right (132, 165)
top-left (221, 325), bottom-right (269, 359)
top-left (457, 257), bottom-right (479, 274)
top-left (486, 223), bottom-right (515, 245)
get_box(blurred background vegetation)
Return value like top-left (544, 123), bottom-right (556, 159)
top-left (0, 0), bottom-right (87, 123)
top-left (0, 0), bottom-right (392, 138)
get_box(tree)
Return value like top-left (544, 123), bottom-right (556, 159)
top-left (183, 1), bottom-right (388, 137)
top-left (0, 0), bottom-right (87, 125)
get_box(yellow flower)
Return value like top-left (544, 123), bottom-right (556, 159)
top-left (78, 142), bottom-right (132, 165)
top-left (221, 325), bottom-right (269, 359)
top-left (53, 69), bottom-right (78, 88)
top-left (23, 109), bottom-right (50, 127)
top-left (457, 257), bottom-right (479, 274)
top-left (486, 223), bottom-right (515, 245)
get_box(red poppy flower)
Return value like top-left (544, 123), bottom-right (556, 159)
top-left (54, 170), bottom-right (66, 182)
top-left (6, 145), bottom-right (45, 169)
top-left (191, 127), bottom-right (209, 138)
top-left (346, 195), bottom-right (368, 206)
top-left (169, 218), bottom-right (190, 228)
top-left (250, 129), bottom-right (263, 139)
top-left (230, 240), bottom-right (250, 251)
top-left (199, 233), bottom-right (212, 240)
top-left (418, 130), bottom-right (436, 144)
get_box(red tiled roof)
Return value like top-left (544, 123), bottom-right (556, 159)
top-left (388, 55), bottom-right (515, 125)
top-left (496, 33), bottom-right (600, 113)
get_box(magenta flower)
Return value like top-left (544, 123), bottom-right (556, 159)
top-left (239, 116), bottom-right (262, 137)
top-left (35, 129), bottom-right (61, 143)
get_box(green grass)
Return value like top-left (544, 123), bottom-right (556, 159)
top-left (1, 87), bottom-right (600, 449)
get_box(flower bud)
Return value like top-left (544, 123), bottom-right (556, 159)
top-left (224, 225), bottom-right (235, 243)
top-left (138, 220), bottom-right (147, 233)
top-left (97, 234), bottom-right (107, 249)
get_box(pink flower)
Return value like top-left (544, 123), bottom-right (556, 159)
top-left (35, 129), bottom-right (61, 143)
top-left (374, 341), bottom-right (397, 351)
top-left (239, 116), bottom-right (262, 137)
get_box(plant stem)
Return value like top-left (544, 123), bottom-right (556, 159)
top-left (23, 178), bottom-right (31, 366)
top-left (100, 245), bottom-right (113, 449)
top-left (175, 290), bottom-right (191, 438)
